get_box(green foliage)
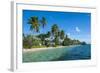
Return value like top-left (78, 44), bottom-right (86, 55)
top-left (23, 16), bottom-right (86, 49)
top-left (28, 16), bottom-right (40, 32)
top-left (71, 39), bottom-right (81, 45)
top-left (51, 24), bottom-right (59, 37)
top-left (62, 35), bottom-right (71, 46)
top-left (54, 37), bottom-right (60, 46)
top-left (32, 38), bottom-right (41, 46)
top-left (23, 35), bottom-right (42, 49)
top-left (40, 17), bottom-right (47, 28)
top-left (46, 31), bottom-right (51, 38)
top-left (23, 35), bottom-right (33, 49)
top-left (37, 34), bottom-right (46, 45)
top-left (81, 41), bottom-right (87, 45)
top-left (60, 30), bottom-right (65, 40)
top-left (45, 40), bottom-right (51, 47)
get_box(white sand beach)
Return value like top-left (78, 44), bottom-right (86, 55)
top-left (23, 46), bottom-right (67, 52)
top-left (23, 45), bottom-right (79, 52)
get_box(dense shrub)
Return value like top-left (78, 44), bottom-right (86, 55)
top-left (23, 35), bottom-right (42, 49)
top-left (23, 35), bottom-right (33, 49)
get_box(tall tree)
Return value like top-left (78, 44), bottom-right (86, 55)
top-left (51, 24), bottom-right (59, 37)
top-left (28, 16), bottom-right (40, 33)
top-left (60, 30), bottom-right (65, 40)
top-left (62, 35), bottom-right (71, 46)
top-left (40, 17), bottom-right (47, 28)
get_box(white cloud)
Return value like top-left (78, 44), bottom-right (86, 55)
top-left (75, 27), bottom-right (80, 33)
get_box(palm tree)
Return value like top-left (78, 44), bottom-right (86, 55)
top-left (40, 17), bottom-right (47, 28)
top-left (28, 16), bottom-right (40, 33)
top-left (62, 35), bottom-right (71, 46)
top-left (60, 30), bottom-right (65, 40)
top-left (51, 24), bottom-right (59, 37)
top-left (51, 24), bottom-right (60, 46)
top-left (46, 31), bottom-right (51, 38)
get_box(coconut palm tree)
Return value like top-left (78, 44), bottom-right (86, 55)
top-left (40, 17), bottom-right (47, 28)
top-left (28, 16), bottom-right (40, 33)
top-left (51, 24), bottom-right (59, 37)
top-left (51, 24), bottom-right (60, 46)
top-left (60, 30), bottom-right (65, 40)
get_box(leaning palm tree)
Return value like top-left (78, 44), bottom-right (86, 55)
top-left (28, 16), bottom-right (40, 33)
top-left (40, 17), bottom-right (47, 28)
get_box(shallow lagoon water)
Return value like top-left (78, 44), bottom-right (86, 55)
top-left (23, 45), bottom-right (91, 62)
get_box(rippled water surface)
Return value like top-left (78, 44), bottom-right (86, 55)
top-left (23, 45), bottom-right (91, 62)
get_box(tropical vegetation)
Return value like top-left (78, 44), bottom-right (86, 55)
top-left (23, 16), bottom-right (87, 49)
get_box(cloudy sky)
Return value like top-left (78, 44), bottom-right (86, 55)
top-left (23, 10), bottom-right (91, 43)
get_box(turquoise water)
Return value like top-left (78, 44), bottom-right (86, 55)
top-left (23, 45), bottom-right (91, 62)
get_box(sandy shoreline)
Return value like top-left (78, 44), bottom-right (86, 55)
top-left (23, 45), bottom-right (79, 52)
top-left (23, 46), bottom-right (68, 52)
top-left (23, 47), bottom-right (53, 52)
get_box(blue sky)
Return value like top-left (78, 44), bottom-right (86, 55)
top-left (23, 10), bottom-right (91, 43)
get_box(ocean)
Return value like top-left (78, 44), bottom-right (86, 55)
top-left (23, 44), bottom-right (91, 62)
